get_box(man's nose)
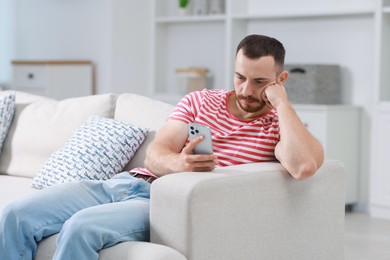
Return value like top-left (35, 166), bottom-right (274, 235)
top-left (241, 81), bottom-right (255, 96)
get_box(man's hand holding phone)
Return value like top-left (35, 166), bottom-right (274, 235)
top-left (178, 123), bottom-right (217, 172)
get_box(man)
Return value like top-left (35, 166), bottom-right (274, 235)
top-left (0, 34), bottom-right (323, 260)
top-left (145, 34), bottom-right (323, 179)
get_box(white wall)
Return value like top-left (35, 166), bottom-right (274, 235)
top-left (0, 0), bottom-right (15, 89)
top-left (0, 0), bottom-right (151, 94)
top-left (12, 0), bottom-right (113, 93)
top-left (112, 0), bottom-right (151, 94)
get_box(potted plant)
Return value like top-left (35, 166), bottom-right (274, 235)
top-left (178, 0), bottom-right (191, 15)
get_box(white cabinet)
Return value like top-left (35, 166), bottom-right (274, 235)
top-left (12, 60), bottom-right (94, 100)
top-left (294, 105), bottom-right (361, 205)
top-left (370, 105), bottom-right (390, 219)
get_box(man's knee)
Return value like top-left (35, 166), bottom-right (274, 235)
top-left (1, 200), bottom-right (28, 224)
top-left (58, 211), bottom-right (96, 243)
top-left (0, 200), bottom-right (37, 236)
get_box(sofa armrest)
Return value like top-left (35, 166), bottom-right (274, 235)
top-left (150, 160), bottom-right (345, 260)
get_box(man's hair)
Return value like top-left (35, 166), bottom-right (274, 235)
top-left (236, 34), bottom-right (285, 73)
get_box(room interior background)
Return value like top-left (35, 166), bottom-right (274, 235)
top-left (1, 0), bottom-right (389, 217)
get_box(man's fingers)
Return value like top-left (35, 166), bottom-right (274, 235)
top-left (192, 166), bottom-right (216, 172)
top-left (265, 81), bottom-right (277, 88)
top-left (184, 154), bottom-right (217, 171)
top-left (185, 154), bottom-right (216, 164)
top-left (182, 136), bottom-right (204, 154)
top-left (261, 87), bottom-right (273, 108)
top-left (180, 136), bottom-right (217, 172)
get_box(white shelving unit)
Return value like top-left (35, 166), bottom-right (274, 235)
top-left (376, 0), bottom-right (390, 103)
top-left (151, 0), bottom-right (376, 105)
top-left (155, 15), bottom-right (226, 23)
top-left (371, 104), bottom-right (390, 219)
top-left (151, 0), bottom-right (227, 104)
top-left (370, 0), bottom-right (390, 220)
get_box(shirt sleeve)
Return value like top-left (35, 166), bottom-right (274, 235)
top-left (168, 91), bottom-right (204, 123)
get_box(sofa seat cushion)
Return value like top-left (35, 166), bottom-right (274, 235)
top-left (0, 175), bottom-right (37, 213)
top-left (114, 93), bottom-right (174, 170)
top-left (35, 234), bottom-right (187, 260)
top-left (0, 91), bottom-right (117, 178)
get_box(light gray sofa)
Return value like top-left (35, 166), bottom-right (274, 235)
top-left (0, 91), bottom-right (346, 260)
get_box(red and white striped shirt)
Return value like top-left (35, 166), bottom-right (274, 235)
top-left (131, 89), bottom-right (280, 177)
top-left (169, 89), bottom-right (280, 166)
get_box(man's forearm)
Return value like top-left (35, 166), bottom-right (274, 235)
top-left (275, 102), bottom-right (324, 180)
top-left (144, 143), bottom-right (181, 177)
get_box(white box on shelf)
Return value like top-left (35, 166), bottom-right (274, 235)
top-left (208, 0), bottom-right (225, 14)
top-left (175, 68), bottom-right (213, 94)
top-left (194, 0), bottom-right (209, 15)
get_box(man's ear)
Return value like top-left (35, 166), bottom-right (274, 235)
top-left (277, 71), bottom-right (289, 85)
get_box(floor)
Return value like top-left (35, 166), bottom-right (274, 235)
top-left (345, 211), bottom-right (390, 260)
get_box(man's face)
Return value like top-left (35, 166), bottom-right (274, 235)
top-left (233, 50), bottom-right (278, 114)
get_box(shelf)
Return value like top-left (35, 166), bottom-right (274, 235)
top-left (383, 7), bottom-right (390, 13)
top-left (232, 6), bottom-right (375, 20)
top-left (155, 15), bottom-right (226, 24)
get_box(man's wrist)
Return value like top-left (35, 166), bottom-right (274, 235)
top-left (274, 100), bottom-right (292, 112)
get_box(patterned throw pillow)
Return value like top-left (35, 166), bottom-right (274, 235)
top-left (0, 92), bottom-right (16, 153)
top-left (32, 116), bottom-right (148, 189)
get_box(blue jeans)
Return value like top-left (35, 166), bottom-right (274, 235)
top-left (0, 172), bottom-right (151, 260)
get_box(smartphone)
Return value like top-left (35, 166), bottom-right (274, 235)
top-left (188, 123), bottom-right (213, 154)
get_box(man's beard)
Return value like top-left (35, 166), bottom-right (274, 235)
top-left (236, 94), bottom-right (265, 113)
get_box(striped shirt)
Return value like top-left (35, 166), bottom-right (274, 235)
top-left (169, 89), bottom-right (280, 166)
top-left (130, 89), bottom-right (280, 177)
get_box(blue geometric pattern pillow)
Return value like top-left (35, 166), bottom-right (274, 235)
top-left (0, 92), bottom-right (16, 153)
top-left (32, 116), bottom-right (149, 189)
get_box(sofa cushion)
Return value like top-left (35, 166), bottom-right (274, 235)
top-left (0, 175), bottom-right (37, 214)
top-left (0, 92), bottom-right (117, 178)
top-left (114, 94), bottom-right (174, 170)
top-left (0, 92), bottom-right (15, 153)
top-left (32, 116), bottom-right (148, 189)
top-left (35, 236), bottom-right (187, 260)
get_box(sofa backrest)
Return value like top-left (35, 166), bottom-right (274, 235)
top-left (0, 91), bottom-right (117, 178)
top-left (0, 91), bottom-right (174, 178)
top-left (114, 93), bottom-right (174, 171)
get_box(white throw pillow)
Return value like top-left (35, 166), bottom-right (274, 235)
top-left (114, 93), bottom-right (174, 170)
top-left (0, 92), bottom-right (117, 178)
top-left (0, 92), bottom-right (15, 153)
top-left (32, 116), bottom-right (148, 189)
